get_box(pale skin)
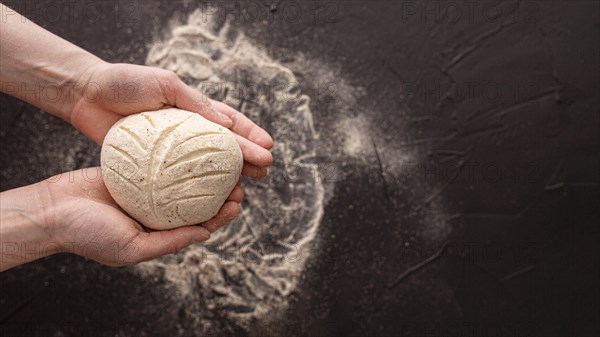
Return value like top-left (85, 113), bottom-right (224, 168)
top-left (0, 4), bottom-right (273, 271)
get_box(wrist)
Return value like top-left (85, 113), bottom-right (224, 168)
top-left (61, 59), bottom-right (111, 122)
top-left (0, 4), bottom-right (108, 122)
top-left (0, 180), bottom-right (61, 271)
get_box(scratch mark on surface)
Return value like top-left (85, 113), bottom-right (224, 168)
top-left (445, 0), bottom-right (524, 72)
top-left (434, 146), bottom-right (472, 157)
top-left (539, 27), bottom-right (563, 91)
top-left (415, 160), bottom-right (466, 211)
top-left (461, 200), bottom-right (534, 222)
top-left (544, 182), bottom-right (565, 191)
top-left (447, 25), bottom-right (505, 72)
top-left (545, 159), bottom-right (564, 191)
top-left (500, 265), bottom-right (535, 282)
top-left (386, 64), bottom-right (406, 84)
top-left (442, 213), bottom-right (462, 223)
top-left (388, 241), bottom-right (450, 288)
top-left (371, 137), bottom-right (392, 206)
top-left (493, 88), bottom-right (559, 119)
top-left (468, 87), bottom-right (559, 122)
top-left (399, 131), bottom-right (458, 147)
top-left (433, 143), bottom-right (474, 163)
top-left (467, 124), bottom-right (508, 138)
top-left (546, 182), bottom-right (598, 191)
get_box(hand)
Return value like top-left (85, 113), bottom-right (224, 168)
top-left (44, 168), bottom-right (243, 267)
top-left (2, 6), bottom-right (272, 177)
top-left (1, 168), bottom-right (244, 270)
top-left (70, 62), bottom-right (273, 179)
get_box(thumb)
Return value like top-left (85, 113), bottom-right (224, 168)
top-left (130, 226), bottom-right (211, 262)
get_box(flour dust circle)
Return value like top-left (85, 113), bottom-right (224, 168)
top-left (135, 9), bottom-right (324, 333)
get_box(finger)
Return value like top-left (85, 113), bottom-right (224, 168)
top-left (236, 134), bottom-right (273, 167)
top-left (202, 201), bottom-right (240, 233)
top-left (132, 226), bottom-right (211, 262)
top-left (242, 162), bottom-right (268, 179)
top-left (210, 99), bottom-right (273, 149)
top-left (227, 186), bottom-right (244, 203)
top-left (170, 76), bottom-right (233, 128)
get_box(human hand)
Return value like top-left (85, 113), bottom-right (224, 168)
top-left (69, 62), bottom-right (273, 179)
top-left (1, 168), bottom-right (242, 270)
top-left (44, 168), bottom-right (243, 266)
top-left (1, 7), bottom-right (271, 177)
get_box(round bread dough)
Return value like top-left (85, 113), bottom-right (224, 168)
top-left (100, 108), bottom-right (243, 230)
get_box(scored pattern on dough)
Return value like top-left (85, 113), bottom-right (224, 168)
top-left (164, 194), bottom-right (216, 207)
top-left (102, 109), bottom-right (241, 230)
top-left (142, 113), bottom-right (157, 128)
top-left (105, 166), bottom-right (141, 191)
top-left (118, 126), bottom-right (145, 150)
top-left (107, 145), bottom-right (138, 168)
top-left (164, 147), bottom-right (225, 169)
top-left (160, 170), bottom-right (231, 190)
top-left (175, 204), bottom-right (185, 222)
top-left (146, 116), bottom-right (194, 218)
top-left (171, 131), bottom-right (226, 151)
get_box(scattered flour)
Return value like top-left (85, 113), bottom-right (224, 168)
top-left (135, 6), bottom-right (454, 335)
top-left (136, 9), bottom-right (324, 333)
top-left (338, 115), bottom-right (371, 157)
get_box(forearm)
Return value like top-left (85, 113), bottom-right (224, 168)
top-left (0, 4), bottom-right (105, 121)
top-left (0, 181), bottom-right (59, 271)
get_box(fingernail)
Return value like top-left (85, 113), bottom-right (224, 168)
top-left (262, 134), bottom-right (274, 149)
top-left (193, 228), bottom-right (211, 242)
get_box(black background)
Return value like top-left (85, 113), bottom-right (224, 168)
top-left (1, 1), bottom-right (599, 336)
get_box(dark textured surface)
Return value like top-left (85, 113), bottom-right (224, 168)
top-left (1, 1), bottom-right (599, 336)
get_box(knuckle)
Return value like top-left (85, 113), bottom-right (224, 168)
top-left (155, 70), bottom-right (180, 102)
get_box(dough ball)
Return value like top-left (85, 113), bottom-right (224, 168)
top-left (100, 108), bottom-right (243, 230)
